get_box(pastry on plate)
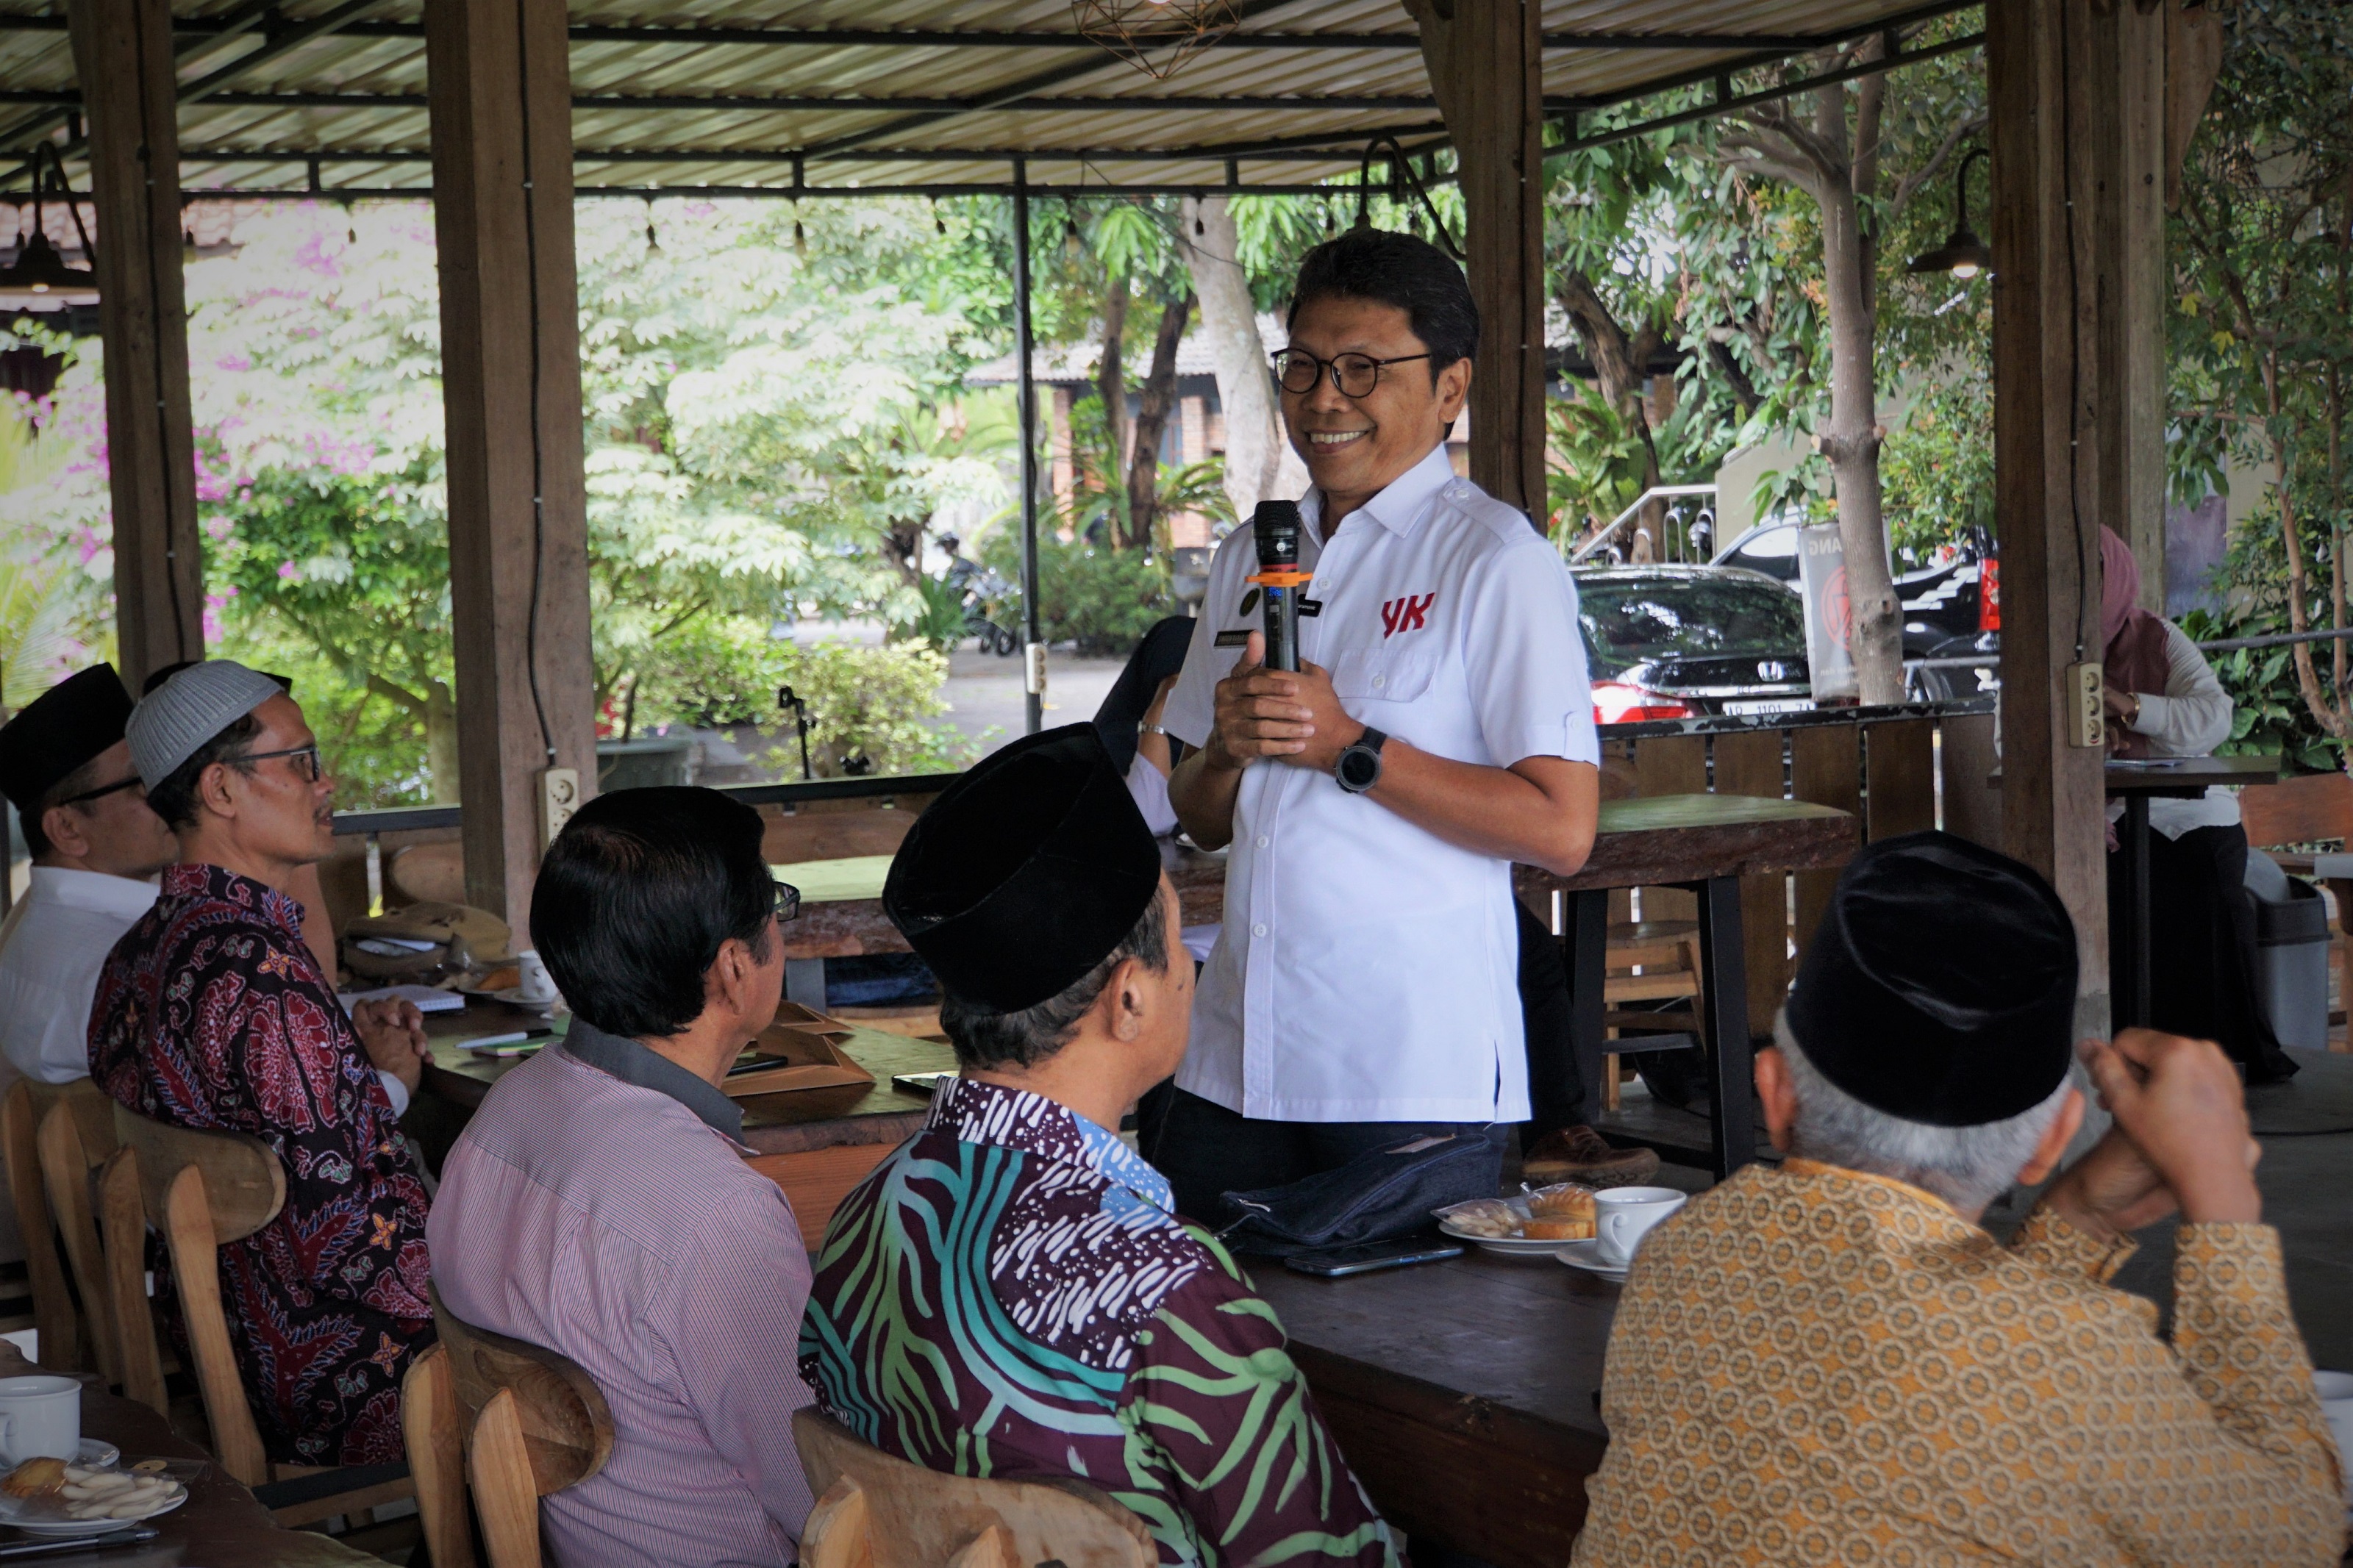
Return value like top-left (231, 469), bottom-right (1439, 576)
top-left (1524, 1217), bottom-right (1596, 1242)
top-left (1527, 1183), bottom-right (1597, 1221)
top-left (1435, 1198), bottom-right (1520, 1238)
top-left (1, 1456), bottom-right (63, 1497)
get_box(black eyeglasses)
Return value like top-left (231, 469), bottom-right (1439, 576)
top-left (773, 878), bottom-right (802, 923)
top-left (1271, 348), bottom-right (1433, 398)
top-left (237, 743), bottom-right (325, 784)
top-left (57, 773), bottom-right (143, 807)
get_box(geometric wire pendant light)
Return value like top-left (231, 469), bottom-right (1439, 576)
top-left (1071, 0), bottom-right (1239, 80)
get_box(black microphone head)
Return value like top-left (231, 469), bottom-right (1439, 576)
top-left (1253, 499), bottom-right (1301, 567)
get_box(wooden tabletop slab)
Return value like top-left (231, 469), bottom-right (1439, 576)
top-left (1988, 753), bottom-right (2283, 797)
top-left (1254, 1248), bottom-right (1619, 1567)
top-left (776, 840), bottom-right (1230, 958)
top-left (420, 1008), bottom-right (957, 1156)
top-left (1520, 792), bottom-right (1857, 894)
top-left (26, 1383), bottom-right (380, 1564)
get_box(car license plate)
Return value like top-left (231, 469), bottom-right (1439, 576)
top-left (1724, 698), bottom-right (1812, 716)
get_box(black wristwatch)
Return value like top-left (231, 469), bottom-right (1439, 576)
top-left (1335, 727), bottom-right (1388, 795)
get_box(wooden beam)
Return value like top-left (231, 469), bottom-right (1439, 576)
top-left (427, 0), bottom-right (596, 934)
top-left (68, 0), bottom-right (202, 686)
top-left (1405, 0), bottom-right (1547, 523)
top-left (2123, 0), bottom-right (2168, 609)
top-left (1988, 0), bottom-right (2164, 1031)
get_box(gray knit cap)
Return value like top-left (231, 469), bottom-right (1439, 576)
top-left (127, 659), bottom-right (285, 789)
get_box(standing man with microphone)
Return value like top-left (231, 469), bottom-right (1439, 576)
top-left (1153, 228), bottom-right (1633, 1220)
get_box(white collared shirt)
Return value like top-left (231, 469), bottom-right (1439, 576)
top-left (0, 866), bottom-right (160, 1086)
top-left (1163, 445), bottom-right (1599, 1123)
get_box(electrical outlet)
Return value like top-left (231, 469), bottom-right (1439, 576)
top-left (1024, 642), bottom-right (1049, 697)
top-left (2065, 662), bottom-right (2105, 748)
top-left (540, 767), bottom-right (581, 848)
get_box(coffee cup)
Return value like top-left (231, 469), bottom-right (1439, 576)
top-left (2315, 1370), bottom-right (2353, 1500)
top-left (1594, 1186), bottom-right (1688, 1267)
top-left (513, 950), bottom-right (558, 1006)
top-left (0, 1375), bottom-right (80, 1464)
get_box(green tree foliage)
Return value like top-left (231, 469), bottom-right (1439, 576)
top-left (977, 529), bottom-right (1173, 656)
top-left (2168, 0), bottom-right (2353, 761)
top-left (624, 616), bottom-right (980, 778)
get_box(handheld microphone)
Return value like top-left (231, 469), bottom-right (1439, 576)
top-left (1250, 500), bottom-right (1307, 673)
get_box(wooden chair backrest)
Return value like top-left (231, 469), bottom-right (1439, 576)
top-left (793, 1408), bottom-right (1155, 1568)
top-left (424, 1284), bottom-right (614, 1568)
top-left (34, 1085), bottom-right (121, 1385)
top-left (2, 1082), bottom-right (79, 1375)
top-left (402, 1345), bottom-right (476, 1568)
top-left (101, 1106), bottom-right (286, 1486)
top-left (2240, 770), bottom-right (2353, 849)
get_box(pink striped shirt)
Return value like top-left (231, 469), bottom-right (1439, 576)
top-left (429, 1031), bottom-right (817, 1566)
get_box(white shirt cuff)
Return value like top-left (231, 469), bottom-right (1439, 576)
top-left (376, 1069), bottom-right (411, 1118)
top-left (2129, 692), bottom-right (2170, 734)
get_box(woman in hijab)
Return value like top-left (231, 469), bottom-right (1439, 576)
top-left (2100, 526), bottom-right (2296, 1081)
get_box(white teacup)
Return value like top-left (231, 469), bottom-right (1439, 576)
top-left (513, 950), bottom-right (558, 1006)
top-left (2315, 1370), bottom-right (2353, 1500)
top-left (0, 1375), bottom-right (80, 1464)
top-left (1594, 1186), bottom-right (1688, 1267)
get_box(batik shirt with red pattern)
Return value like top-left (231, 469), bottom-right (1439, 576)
top-left (88, 864), bottom-right (434, 1467)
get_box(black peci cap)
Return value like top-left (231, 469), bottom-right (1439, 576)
top-left (1785, 830), bottom-right (2077, 1127)
top-left (884, 724), bottom-right (1163, 1014)
top-left (0, 665), bottom-right (135, 815)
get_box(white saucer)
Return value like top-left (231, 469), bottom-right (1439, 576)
top-left (487, 987), bottom-right (563, 1010)
top-left (4, 1489), bottom-right (185, 1537)
top-left (1555, 1239), bottom-right (1631, 1281)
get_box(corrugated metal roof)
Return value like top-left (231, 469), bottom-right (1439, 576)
top-left (0, 0), bottom-right (1976, 198)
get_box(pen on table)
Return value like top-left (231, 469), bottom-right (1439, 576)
top-left (0, 1527), bottom-right (160, 1556)
top-left (457, 1029), bottom-right (555, 1055)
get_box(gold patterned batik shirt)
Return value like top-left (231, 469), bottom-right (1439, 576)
top-left (1571, 1159), bottom-right (2346, 1567)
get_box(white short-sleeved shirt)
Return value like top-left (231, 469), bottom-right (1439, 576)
top-left (1163, 445), bottom-right (1599, 1124)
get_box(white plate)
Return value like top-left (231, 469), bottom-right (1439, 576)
top-left (485, 987), bottom-right (563, 1010)
top-left (0, 1489), bottom-right (185, 1537)
top-left (1555, 1239), bottom-right (1631, 1281)
top-left (1436, 1220), bottom-right (1575, 1257)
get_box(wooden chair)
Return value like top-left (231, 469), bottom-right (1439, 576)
top-left (793, 1407), bottom-right (1154, 1568)
top-left (99, 1105), bottom-right (415, 1527)
top-left (2, 1080), bottom-right (85, 1375)
top-left (408, 1284), bottom-right (613, 1568)
top-left (32, 1084), bottom-right (121, 1385)
top-left (2239, 770), bottom-right (2353, 1038)
top-left (1601, 921), bottom-right (1707, 1111)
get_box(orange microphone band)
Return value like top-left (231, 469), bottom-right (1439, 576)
top-left (1246, 568), bottom-right (1314, 588)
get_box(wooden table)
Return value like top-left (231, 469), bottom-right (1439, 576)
top-left (419, 1007), bottom-right (958, 1243)
top-left (1515, 793), bottom-right (1858, 1178)
top-left (2102, 755), bottom-right (2279, 1028)
top-left (1255, 1247), bottom-right (1619, 1568)
top-left (770, 840), bottom-right (1228, 1009)
top-left (0, 1383), bottom-right (379, 1564)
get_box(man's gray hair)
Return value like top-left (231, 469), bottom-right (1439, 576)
top-left (1773, 1013), bottom-right (2072, 1214)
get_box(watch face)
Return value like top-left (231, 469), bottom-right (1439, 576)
top-left (1339, 747), bottom-right (1379, 790)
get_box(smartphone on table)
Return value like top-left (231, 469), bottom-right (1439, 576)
top-left (1282, 1236), bottom-right (1465, 1278)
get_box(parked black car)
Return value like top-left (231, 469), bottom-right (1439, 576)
top-left (1573, 565), bottom-right (1814, 723)
top-left (1710, 519), bottom-right (2002, 697)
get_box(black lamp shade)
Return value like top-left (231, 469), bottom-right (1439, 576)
top-left (0, 232), bottom-right (100, 307)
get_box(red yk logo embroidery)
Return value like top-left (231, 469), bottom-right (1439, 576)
top-left (1379, 593), bottom-right (1435, 637)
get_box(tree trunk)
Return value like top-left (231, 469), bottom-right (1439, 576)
top-left (1096, 272), bottom-right (1132, 487)
top-left (1813, 122), bottom-right (1903, 704)
top-left (1126, 293), bottom-right (1193, 549)
top-left (424, 681), bottom-right (462, 803)
top-left (1556, 269), bottom-right (1667, 552)
top-left (1178, 196), bottom-right (1305, 519)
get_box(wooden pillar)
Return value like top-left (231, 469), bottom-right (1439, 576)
top-left (2121, 0), bottom-right (2168, 610)
top-left (68, 0), bottom-right (202, 686)
top-left (426, 0), bottom-right (596, 935)
top-left (1989, 0), bottom-right (2166, 1031)
top-left (1406, 0), bottom-right (1547, 525)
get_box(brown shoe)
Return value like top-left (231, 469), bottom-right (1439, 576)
top-left (1522, 1125), bottom-right (1662, 1189)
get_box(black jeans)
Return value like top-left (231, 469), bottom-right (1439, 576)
top-left (2107, 821), bottom-right (2298, 1084)
top-left (1139, 1086), bottom-right (1510, 1228)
